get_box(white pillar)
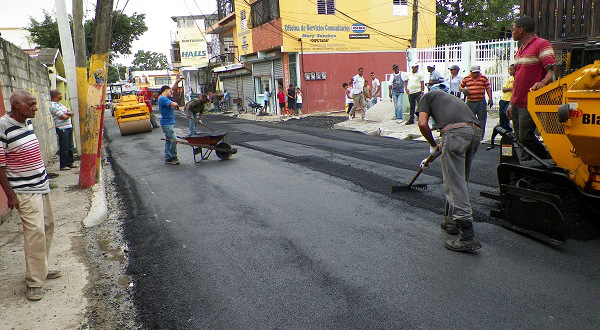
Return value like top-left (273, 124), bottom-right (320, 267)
top-left (55, 0), bottom-right (82, 154)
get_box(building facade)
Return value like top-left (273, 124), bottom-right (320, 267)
top-left (231, 0), bottom-right (436, 114)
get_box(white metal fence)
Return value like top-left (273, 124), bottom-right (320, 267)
top-left (407, 39), bottom-right (518, 103)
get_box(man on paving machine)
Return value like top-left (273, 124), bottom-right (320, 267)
top-left (416, 90), bottom-right (483, 252)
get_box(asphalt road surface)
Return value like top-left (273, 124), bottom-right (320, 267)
top-left (104, 111), bottom-right (600, 330)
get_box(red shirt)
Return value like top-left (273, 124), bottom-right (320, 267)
top-left (460, 74), bottom-right (490, 102)
top-left (277, 91), bottom-right (285, 103)
top-left (511, 35), bottom-right (556, 108)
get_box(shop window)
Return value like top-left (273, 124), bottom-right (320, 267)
top-left (251, 0), bottom-right (280, 27)
top-left (393, 0), bottom-right (408, 16)
top-left (155, 77), bottom-right (172, 85)
top-left (289, 54), bottom-right (298, 87)
top-left (317, 0), bottom-right (335, 15)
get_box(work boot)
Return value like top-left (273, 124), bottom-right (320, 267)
top-left (445, 220), bottom-right (481, 252)
top-left (440, 217), bottom-right (459, 235)
top-left (26, 287), bottom-right (43, 301)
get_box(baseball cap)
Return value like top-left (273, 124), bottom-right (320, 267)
top-left (427, 65), bottom-right (435, 68)
top-left (449, 65), bottom-right (460, 71)
top-left (392, 63), bottom-right (399, 68)
top-left (470, 65), bottom-right (481, 72)
top-left (411, 64), bottom-right (419, 68)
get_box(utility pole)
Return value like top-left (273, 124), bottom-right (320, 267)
top-left (79, 0), bottom-right (113, 188)
top-left (73, 0), bottom-right (87, 158)
top-left (411, 0), bottom-right (419, 48)
top-left (55, 0), bottom-right (82, 154)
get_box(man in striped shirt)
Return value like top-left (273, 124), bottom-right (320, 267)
top-left (507, 16), bottom-right (555, 160)
top-left (0, 90), bottom-right (59, 301)
top-left (460, 66), bottom-right (493, 137)
top-left (49, 89), bottom-right (75, 170)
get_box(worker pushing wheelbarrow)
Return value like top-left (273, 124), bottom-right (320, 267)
top-left (161, 121), bottom-right (237, 163)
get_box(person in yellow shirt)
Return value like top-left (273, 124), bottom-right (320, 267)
top-left (491, 64), bottom-right (515, 144)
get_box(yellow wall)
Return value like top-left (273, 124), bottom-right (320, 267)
top-left (234, 0), bottom-right (436, 54)
top-left (234, 0), bottom-right (254, 55)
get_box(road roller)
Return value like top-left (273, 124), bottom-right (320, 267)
top-left (483, 45), bottom-right (600, 244)
top-left (114, 94), bottom-right (152, 136)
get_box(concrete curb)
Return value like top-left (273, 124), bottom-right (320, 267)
top-left (83, 168), bottom-right (108, 228)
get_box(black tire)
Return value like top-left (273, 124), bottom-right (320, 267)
top-left (215, 142), bottom-right (232, 160)
top-left (219, 100), bottom-right (229, 112)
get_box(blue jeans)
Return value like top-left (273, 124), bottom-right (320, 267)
top-left (188, 112), bottom-right (198, 135)
top-left (55, 128), bottom-right (74, 168)
top-left (498, 100), bottom-right (512, 131)
top-left (391, 91), bottom-right (405, 120)
top-left (161, 124), bottom-right (177, 160)
top-left (467, 100), bottom-right (487, 138)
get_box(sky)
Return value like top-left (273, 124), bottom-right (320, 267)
top-left (1, 0), bottom-right (216, 66)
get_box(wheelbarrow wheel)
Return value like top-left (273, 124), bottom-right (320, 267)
top-left (216, 142), bottom-right (233, 160)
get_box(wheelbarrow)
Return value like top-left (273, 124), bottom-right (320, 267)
top-left (161, 130), bottom-right (237, 163)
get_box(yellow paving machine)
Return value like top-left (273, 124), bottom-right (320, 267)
top-left (484, 45), bottom-right (600, 244)
top-left (114, 94), bottom-right (152, 136)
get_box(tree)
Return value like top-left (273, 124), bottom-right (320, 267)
top-left (131, 50), bottom-right (169, 71)
top-left (107, 64), bottom-right (128, 83)
top-left (26, 10), bottom-right (147, 57)
top-left (27, 10), bottom-right (61, 49)
top-left (436, 0), bottom-right (520, 45)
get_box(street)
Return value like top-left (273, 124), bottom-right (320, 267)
top-left (104, 111), bottom-right (600, 330)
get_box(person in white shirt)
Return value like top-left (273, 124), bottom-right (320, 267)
top-left (446, 65), bottom-right (463, 98)
top-left (404, 64), bottom-right (425, 125)
top-left (388, 63), bottom-right (406, 123)
top-left (349, 67), bottom-right (366, 120)
top-left (370, 72), bottom-right (381, 107)
top-left (342, 82), bottom-right (353, 113)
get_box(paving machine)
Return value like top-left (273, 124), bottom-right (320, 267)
top-left (114, 94), bottom-right (152, 136)
top-left (483, 45), bottom-right (600, 244)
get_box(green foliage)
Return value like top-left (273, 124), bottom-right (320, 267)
top-left (27, 10), bottom-right (61, 49)
top-left (26, 10), bottom-right (147, 57)
top-left (131, 50), bottom-right (169, 71)
top-left (436, 0), bottom-right (520, 45)
top-left (107, 64), bottom-right (129, 83)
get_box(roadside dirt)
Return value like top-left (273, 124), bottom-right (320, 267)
top-left (0, 154), bottom-right (138, 329)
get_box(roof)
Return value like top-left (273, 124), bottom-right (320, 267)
top-left (36, 48), bottom-right (60, 66)
top-left (171, 14), bottom-right (218, 22)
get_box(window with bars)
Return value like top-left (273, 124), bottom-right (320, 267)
top-left (240, 9), bottom-right (247, 31)
top-left (251, 0), bottom-right (280, 27)
top-left (317, 0), bottom-right (335, 15)
top-left (393, 0), bottom-right (408, 16)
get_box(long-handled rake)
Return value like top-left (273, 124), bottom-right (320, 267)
top-left (391, 152), bottom-right (441, 192)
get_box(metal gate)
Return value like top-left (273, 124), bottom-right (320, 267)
top-left (252, 62), bottom-right (271, 76)
top-left (222, 78), bottom-right (238, 99)
top-left (273, 59), bottom-right (283, 79)
top-left (241, 75), bottom-right (254, 101)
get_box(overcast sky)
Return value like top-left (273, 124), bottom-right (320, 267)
top-left (2, 0), bottom-right (215, 66)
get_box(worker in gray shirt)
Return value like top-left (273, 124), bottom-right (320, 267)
top-left (185, 94), bottom-right (209, 135)
top-left (416, 90), bottom-right (483, 252)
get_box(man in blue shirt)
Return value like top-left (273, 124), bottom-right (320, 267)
top-left (159, 83), bottom-right (182, 165)
top-left (426, 65), bottom-right (444, 91)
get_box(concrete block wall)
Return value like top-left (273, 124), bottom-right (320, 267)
top-left (0, 37), bottom-right (58, 220)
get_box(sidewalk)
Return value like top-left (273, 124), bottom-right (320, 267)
top-left (333, 98), bottom-right (500, 143)
top-left (0, 157), bottom-right (92, 328)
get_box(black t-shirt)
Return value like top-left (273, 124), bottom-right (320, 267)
top-left (287, 88), bottom-right (295, 102)
top-left (416, 90), bottom-right (479, 127)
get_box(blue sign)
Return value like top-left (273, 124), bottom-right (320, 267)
top-left (351, 23), bottom-right (367, 33)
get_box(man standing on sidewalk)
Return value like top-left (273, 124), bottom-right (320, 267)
top-left (370, 72), bottom-right (381, 107)
top-left (416, 90), bottom-right (483, 252)
top-left (460, 65), bottom-right (493, 137)
top-left (349, 67), bottom-right (366, 120)
top-left (388, 64), bottom-right (406, 123)
top-left (0, 90), bottom-right (61, 301)
top-left (507, 16), bottom-right (555, 160)
top-left (49, 89), bottom-right (75, 170)
top-left (404, 64), bottom-right (424, 125)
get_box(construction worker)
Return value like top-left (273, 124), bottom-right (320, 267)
top-left (417, 90), bottom-right (483, 252)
